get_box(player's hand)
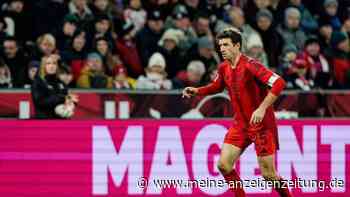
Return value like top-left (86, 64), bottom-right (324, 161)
top-left (250, 107), bottom-right (266, 125)
top-left (182, 87), bottom-right (198, 98)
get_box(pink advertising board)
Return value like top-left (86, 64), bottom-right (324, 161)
top-left (0, 120), bottom-right (349, 196)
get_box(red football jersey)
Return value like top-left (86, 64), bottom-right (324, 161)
top-left (198, 54), bottom-right (286, 131)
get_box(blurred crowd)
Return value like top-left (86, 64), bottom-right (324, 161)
top-left (0, 0), bottom-right (350, 91)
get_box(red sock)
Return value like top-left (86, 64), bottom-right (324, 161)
top-left (223, 169), bottom-right (246, 197)
top-left (274, 177), bottom-right (293, 197)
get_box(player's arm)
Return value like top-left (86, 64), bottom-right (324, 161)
top-left (246, 60), bottom-right (286, 124)
top-left (182, 66), bottom-right (225, 98)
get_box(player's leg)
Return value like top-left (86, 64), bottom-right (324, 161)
top-left (217, 143), bottom-right (242, 174)
top-left (217, 143), bottom-right (246, 197)
top-left (255, 129), bottom-right (292, 197)
top-left (218, 127), bottom-right (250, 197)
top-left (258, 155), bottom-right (292, 197)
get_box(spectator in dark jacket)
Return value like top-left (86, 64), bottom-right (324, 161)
top-left (90, 0), bottom-right (113, 17)
top-left (31, 55), bottom-right (77, 119)
top-left (318, 0), bottom-right (342, 31)
top-left (3, 0), bottom-right (33, 43)
top-left (60, 30), bottom-right (87, 81)
top-left (254, 9), bottom-right (283, 68)
top-left (1, 36), bottom-right (28, 87)
top-left (135, 8), bottom-right (165, 67)
top-left (65, 0), bottom-right (94, 31)
top-left (23, 60), bottom-right (40, 89)
top-left (115, 19), bottom-right (143, 78)
top-left (184, 36), bottom-right (218, 71)
top-left (0, 14), bottom-right (9, 47)
top-left (55, 15), bottom-right (79, 51)
top-left (32, 0), bottom-right (68, 40)
top-left (328, 31), bottom-right (350, 88)
top-left (157, 28), bottom-right (184, 78)
top-left (88, 14), bottom-right (115, 50)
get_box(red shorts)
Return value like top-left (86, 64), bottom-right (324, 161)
top-left (223, 127), bottom-right (278, 156)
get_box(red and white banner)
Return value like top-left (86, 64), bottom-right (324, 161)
top-left (0, 120), bottom-right (349, 196)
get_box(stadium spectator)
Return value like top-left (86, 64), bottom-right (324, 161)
top-left (136, 8), bottom-right (165, 67)
top-left (123, 0), bottom-right (146, 34)
top-left (158, 28), bottom-right (184, 78)
top-left (290, 58), bottom-right (315, 90)
top-left (185, 0), bottom-right (207, 21)
top-left (277, 7), bottom-right (307, 50)
top-left (115, 19), bottom-right (143, 78)
top-left (243, 0), bottom-right (271, 26)
top-left (202, 64), bottom-right (218, 85)
top-left (165, 4), bottom-right (197, 52)
top-left (93, 36), bottom-right (116, 76)
top-left (288, 0), bottom-right (318, 33)
top-left (279, 44), bottom-right (298, 87)
top-left (136, 52), bottom-right (172, 90)
top-left (318, 21), bottom-right (333, 50)
top-left (2, 0), bottom-right (32, 43)
top-left (90, 0), bottom-right (113, 17)
top-left (341, 14), bottom-right (350, 37)
top-left (55, 15), bottom-right (79, 51)
top-left (1, 36), bottom-right (28, 88)
top-left (23, 60), bottom-right (40, 89)
top-left (89, 14), bottom-right (114, 50)
top-left (172, 60), bottom-right (206, 89)
top-left (328, 31), bottom-right (350, 88)
top-left (31, 55), bottom-right (78, 119)
top-left (0, 0), bottom-right (348, 92)
top-left (227, 6), bottom-right (261, 53)
top-left (298, 36), bottom-right (331, 88)
top-left (254, 9), bottom-right (283, 68)
top-left (319, 0), bottom-right (342, 31)
top-left (58, 64), bottom-right (75, 88)
top-left (268, 0), bottom-right (289, 24)
top-left (61, 30), bottom-right (87, 81)
top-left (205, 0), bottom-right (232, 21)
top-left (193, 12), bottom-right (213, 39)
top-left (185, 36), bottom-right (218, 71)
top-left (33, 33), bottom-right (58, 61)
top-left (66, 0), bottom-right (94, 31)
top-left (0, 14), bottom-right (9, 46)
top-left (0, 57), bottom-right (12, 88)
top-left (246, 33), bottom-right (269, 67)
top-left (77, 52), bottom-right (113, 88)
top-left (113, 65), bottom-right (136, 89)
top-left (31, 0), bottom-right (68, 40)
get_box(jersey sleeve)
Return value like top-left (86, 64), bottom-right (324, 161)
top-left (197, 65), bottom-right (225, 96)
top-left (246, 59), bottom-right (286, 96)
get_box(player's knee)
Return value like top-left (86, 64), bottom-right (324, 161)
top-left (261, 170), bottom-right (278, 181)
top-left (217, 160), bottom-right (232, 174)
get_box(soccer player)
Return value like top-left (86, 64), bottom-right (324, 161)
top-left (182, 28), bottom-right (292, 197)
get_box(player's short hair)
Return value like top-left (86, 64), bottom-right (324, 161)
top-left (215, 27), bottom-right (242, 49)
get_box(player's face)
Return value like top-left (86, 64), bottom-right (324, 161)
top-left (218, 38), bottom-right (240, 60)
